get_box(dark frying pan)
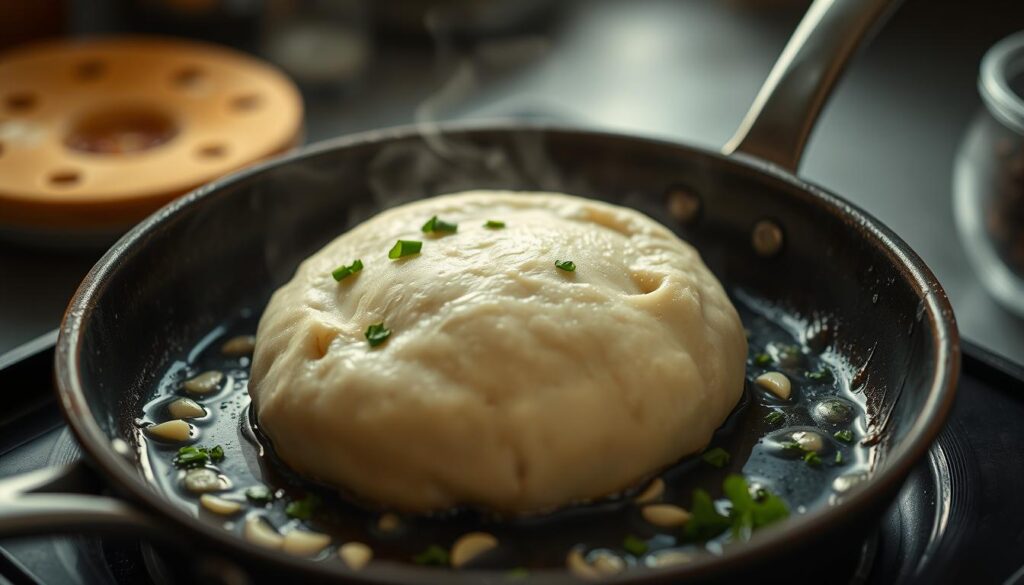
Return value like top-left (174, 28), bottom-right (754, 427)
top-left (0, 0), bottom-right (959, 583)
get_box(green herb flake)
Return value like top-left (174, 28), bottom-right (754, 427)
top-left (412, 545), bottom-right (450, 567)
top-left (722, 475), bottom-right (789, 540)
top-left (835, 451), bottom-right (844, 465)
top-left (754, 353), bottom-right (773, 366)
top-left (702, 447), bottom-right (731, 468)
top-left (683, 489), bottom-right (731, 542)
top-left (365, 322), bottom-right (392, 347)
top-left (803, 451), bottom-right (822, 468)
top-left (208, 445), bottom-right (225, 462)
top-left (285, 494), bottom-right (321, 520)
top-left (245, 485), bottom-right (273, 504)
top-left (388, 240), bottom-right (422, 259)
top-left (331, 259), bottom-right (364, 281)
top-left (805, 368), bottom-right (832, 381)
top-left (555, 259), bottom-right (576, 272)
top-left (505, 567), bottom-right (530, 580)
top-left (764, 411), bottom-right (785, 426)
top-left (484, 220), bottom-right (506, 229)
top-left (834, 429), bottom-right (854, 443)
top-left (777, 440), bottom-right (804, 456)
top-left (421, 216), bottom-right (458, 234)
top-left (173, 445), bottom-right (225, 468)
top-left (622, 534), bottom-right (648, 556)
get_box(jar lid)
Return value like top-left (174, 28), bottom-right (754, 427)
top-left (981, 30), bottom-right (1024, 135)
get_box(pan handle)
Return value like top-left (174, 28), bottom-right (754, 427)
top-left (722, 0), bottom-right (898, 172)
top-left (0, 459), bottom-right (162, 539)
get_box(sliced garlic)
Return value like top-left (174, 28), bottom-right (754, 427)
top-left (451, 532), bottom-right (498, 568)
top-left (244, 516), bottom-right (283, 549)
top-left (645, 549), bottom-right (691, 568)
top-left (591, 551), bottom-right (625, 575)
top-left (145, 420), bottom-right (191, 442)
top-left (641, 504), bottom-right (692, 528)
top-left (168, 398), bottom-right (206, 419)
top-left (755, 371), bottom-right (792, 400)
top-left (222, 335), bottom-right (257, 356)
top-left (792, 430), bottom-right (824, 453)
top-left (339, 542), bottom-right (373, 570)
top-left (200, 494), bottom-right (242, 515)
top-left (566, 548), bottom-right (601, 580)
top-left (184, 468), bottom-right (228, 494)
top-left (282, 529), bottom-right (331, 556)
top-left (634, 478), bottom-right (665, 505)
top-left (377, 512), bottom-right (400, 533)
top-left (183, 371), bottom-right (224, 395)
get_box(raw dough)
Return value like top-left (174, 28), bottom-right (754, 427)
top-left (250, 191), bottom-right (746, 513)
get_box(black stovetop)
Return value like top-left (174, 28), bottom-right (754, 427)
top-left (1, 335), bottom-right (1023, 585)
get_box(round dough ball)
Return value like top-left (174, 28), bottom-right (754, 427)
top-left (249, 191), bottom-right (746, 514)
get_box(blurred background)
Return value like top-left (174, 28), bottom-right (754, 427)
top-left (2, 0), bottom-right (1024, 364)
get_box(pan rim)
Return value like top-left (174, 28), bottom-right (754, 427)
top-left (55, 120), bottom-right (960, 584)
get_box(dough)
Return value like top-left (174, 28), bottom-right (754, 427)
top-left (249, 191), bottom-right (746, 513)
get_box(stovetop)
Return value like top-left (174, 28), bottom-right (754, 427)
top-left (1, 335), bottom-right (1023, 585)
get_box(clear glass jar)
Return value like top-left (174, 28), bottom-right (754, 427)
top-left (954, 31), bottom-right (1024, 317)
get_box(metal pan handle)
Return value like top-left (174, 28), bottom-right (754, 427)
top-left (723, 0), bottom-right (898, 172)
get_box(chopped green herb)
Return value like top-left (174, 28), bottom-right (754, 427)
top-left (484, 220), bottom-right (506, 229)
top-left (754, 353), bottom-right (773, 366)
top-left (803, 451), bottom-right (822, 468)
top-left (245, 485), bottom-right (273, 504)
top-left (805, 368), bottom-right (831, 381)
top-left (173, 445), bottom-right (224, 468)
top-left (412, 545), bottom-right (450, 566)
top-left (835, 451), bottom-right (844, 465)
top-left (388, 239), bottom-right (422, 259)
top-left (776, 344), bottom-right (802, 366)
top-left (554, 259), bottom-right (576, 272)
top-left (702, 447), bottom-right (730, 468)
top-left (331, 259), bottom-right (364, 281)
top-left (365, 322), bottom-right (391, 347)
top-left (764, 411), bottom-right (785, 426)
top-left (722, 475), bottom-right (789, 540)
top-left (622, 534), bottom-right (648, 556)
top-left (777, 440), bottom-right (804, 456)
top-left (421, 216), bottom-right (458, 234)
top-left (683, 489), bottom-right (731, 541)
top-left (505, 567), bottom-right (530, 580)
top-left (285, 494), bottom-right (321, 520)
top-left (834, 429), bottom-right (854, 443)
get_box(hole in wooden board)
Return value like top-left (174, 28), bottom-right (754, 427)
top-left (229, 93), bottom-right (262, 112)
top-left (49, 169), bottom-right (82, 187)
top-left (75, 59), bottom-right (107, 81)
top-left (6, 92), bottom-right (38, 113)
top-left (196, 143), bottom-right (228, 159)
top-left (173, 66), bottom-right (207, 91)
top-left (65, 105), bottom-right (178, 155)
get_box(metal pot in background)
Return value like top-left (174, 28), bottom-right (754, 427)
top-left (954, 31), bottom-right (1024, 318)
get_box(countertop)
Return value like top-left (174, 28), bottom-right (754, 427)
top-left (2, 0), bottom-right (1023, 365)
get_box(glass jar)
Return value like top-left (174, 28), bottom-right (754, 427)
top-left (954, 31), bottom-right (1024, 317)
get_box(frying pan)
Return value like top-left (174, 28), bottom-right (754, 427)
top-left (0, 0), bottom-right (959, 582)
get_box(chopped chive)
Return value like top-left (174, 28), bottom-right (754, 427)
top-left (331, 259), bottom-right (364, 281)
top-left (764, 411), bottom-right (785, 426)
top-left (245, 485), bottom-right (273, 504)
top-left (834, 430), bottom-right (854, 443)
top-left (365, 322), bottom-right (391, 347)
top-left (778, 441), bottom-right (804, 455)
top-left (209, 445), bottom-right (225, 462)
top-left (803, 451), bottom-right (822, 468)
top-left (173, 445), bottom-right (224, 468)
top-left (388, 240), bottom-right (422, 259)
top-left (421, 216), bottom-right (458, 234)
top-left (622, 534), bottom-right (648, 556)
top-left (754, 353), bottom-right (773, 366)
top-left (285, 494), bottom-right (321, 520)
top-left (412, 544), bottom-right (450, 566)
top-left (835, 451), bottom-right (844, 465)
top-left (484, 220), bottom-right (505, 229)
top-left (805, 368), bottom-right (831, 381)
top-left (702, 447), bottom-right (731, 468)
top-left (554, 259), bottom-right (576, 272)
